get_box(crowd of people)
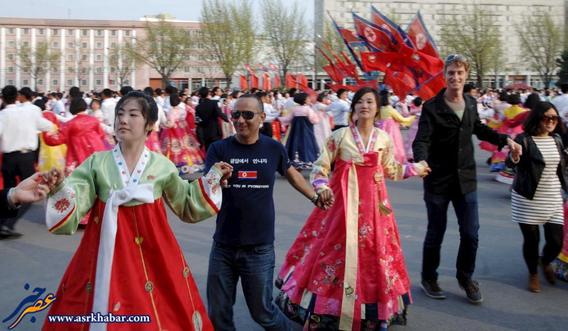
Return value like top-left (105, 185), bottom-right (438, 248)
top-left (0, 53), bottom-right (566, 331)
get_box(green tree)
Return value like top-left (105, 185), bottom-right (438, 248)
top-left (200, 0), bottom-right (255, 87)
top-left (440, 6), bottom-right (503, 87)
top-left (556, 50), bottom-right (568, 84)
top-left (127, 15), bottom-right (192, 88)
top-left (261, 0), bottom-right (308, 81)
top-left (16, 41), bottom-right (61, 90)
top-left (517, 11), bottom-right (563, 88)
top-left (109, 41), bottom-right (138, 87)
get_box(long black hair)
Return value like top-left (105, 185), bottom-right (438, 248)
top-left (523, 101), bottom-right (566, 136)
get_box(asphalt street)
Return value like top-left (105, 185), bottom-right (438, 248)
top-left (1, 142), bottom-right (567, 331)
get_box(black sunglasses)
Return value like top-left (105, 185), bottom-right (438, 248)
top-left (231, 110), bottom-right (259, 120)
top-left (542, 115), bottom-right (559, 123)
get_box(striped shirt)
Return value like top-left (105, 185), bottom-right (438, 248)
top-left (512, 136), bottom-right (564, 225)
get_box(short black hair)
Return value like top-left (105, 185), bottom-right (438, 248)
top-left (379, 89), bottom-right (390, 107)
top-left (69, 98), bottom-right (88, 115)
top-left (350, 87), bottom-right (381, 121)
top-left (120, 86), bottom-right (133, 96)
top-left (102, 88), bottom-right (113, 98)
top-left (198, 87), bottom-right (210, 99)
top-left (238, 94), bottom-right (263, 113)
top-left (412, 97), bottom-right (423, 107)
top-left (18, 87), bottom-right (34, 101)
top-left (293, 92), bottom-right (309, 106)
top-left (1, 85), bottom-right (18, 104)
top-left (523, 101), bottom-right (566, 136)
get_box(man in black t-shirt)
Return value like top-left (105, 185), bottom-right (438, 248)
top-left (205, 95), bottom-right (320, 331)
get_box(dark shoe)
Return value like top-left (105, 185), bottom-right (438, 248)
top-left (542, 263), bottom-right (556, 285)
top-left (420, 279), bottom-right (446, 299)
top-left (0, 228), bottom-right (22, 240)
top-left (459, 279), bottom-right (483, 304)
top-left (528, 274), bottom-right (541, 293)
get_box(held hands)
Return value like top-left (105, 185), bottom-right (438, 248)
top-left (9, 173), bottom-right (51, 205)
top-left (41, 168), bottom-right (65, 194)
top-left (213, 162), bottom-right (233, 187)
top-left (508, 138), bottom-right (522, 163)
top-left (417, 161), bottom-right (432, 178)
top-left (315, 187), bottom-right (335, 210)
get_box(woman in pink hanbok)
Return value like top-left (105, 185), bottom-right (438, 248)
top-left (276, 87), bottom-right (430, 331)
top-left (313, 92), bottom-right (333, 153)
top-left (404, 97), bottom-right (423, 161)
top-left (375, 91), bottom-right (415, 164)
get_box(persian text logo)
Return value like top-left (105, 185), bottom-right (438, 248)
top-left (2, 283), bottom-right (56, 329)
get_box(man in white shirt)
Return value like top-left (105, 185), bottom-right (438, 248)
top-left (100, 88), bottom-right (117, 129)
top-left (0, 86), bottom-right (54, 238)
top-left (327, 88), bottom-right (351, 130)
top-left (257, 91), bottom-right (280, 137)
top-left (552, 83), bottom-right (568, 125)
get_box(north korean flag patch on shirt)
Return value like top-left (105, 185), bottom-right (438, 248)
top-left (238, 171), bottom-right (257, 180)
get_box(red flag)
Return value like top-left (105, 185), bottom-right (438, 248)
top-left (262, 72), bottom-right (271, 91)
top-left (407, 11), bottom-right (439, 58)
top-left (370, 5), bottom-right (414, 49)
top-left (322, 64), bottom-right (344, 82)
top-left (296, 74), bottom-right (308, 89)
top-left (360, 52), bottom-right (388, 73)
top-left (338, 27), bottom-right (362, 44)
top-left (353, 12), bottom-right (397, 52)
top-left (251, 74), bottom-right (259, 89)
top-left (240, 75), bottom-right (248, 90)
top-left (273, 75), bottom-right (281, 88)
top-left (384, 68), bottom-right (417, 100)
top-left (415, 71), bottom-right (446, 101)
top-left (285, 73), bottom-right (296, 89)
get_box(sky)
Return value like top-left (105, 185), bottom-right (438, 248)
top-left (0, 0), bottom-right (314, 23)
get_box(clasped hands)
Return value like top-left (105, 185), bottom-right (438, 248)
top-left (507, 137), bottom-right (523, 163)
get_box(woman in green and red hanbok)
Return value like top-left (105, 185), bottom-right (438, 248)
top-left (42, 91), bottom-right (232, 331)
top-left (275, 87), bottom-right (430, 331)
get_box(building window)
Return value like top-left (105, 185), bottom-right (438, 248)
top-left (81, 79), bottom-right (87, 86)
top-left (8, 67), bottom-right (14, 73)
top-left (23, 28), bottom-right (29, 35)
top-left (8, 40), bottom-right (15, 48)
top-left (7, 80), bottom-right (14, 85)
top-left (52, 79), bottom-right (58, 86)
top-left (67, 79), bottom-right (73, 86)
top-left (82, 42), bottom-right (88, 48)
top-left (111, 30), bottom-right (117, 36)
top-left (111, 42), bottom-right (116, 48)
top-left (96, 30), bottom-right (103, 37)
top-left (81, 67), bottom-right (88, 74)
top-left (96, 54), bottom-right (102, 61)
top-left (67, 54), bottom-right (74, 61)
top-left (8, 28), bottom-right (14, 34)
top-left (7, 54), bottom-right (14, 61)
top-left (23, 41), bottom-right (29, 47)
top-left (82, 29), bottom-right (88, 37)
top-left (109, 79), bottom-right (115, 85)
top-left (52, 41), bottom-right (59, 48)
top-left (124, 30), bottom-right (130, 36)
top-left (38, 29), bottom-right (44, 35)
top-left (38, 79), bottom-right (43, 85)
top-left (124, 79), bottom-right (129, 85)
top-left (67, 67), bottom-right (74, 73)
top-left (96, 79), bottom-right (102, 85)
top-left (52, 29), bottom-right (59, 36)
top-left (96, 42), bottom-right (103, 49)
top-left (82, 54), bottom-right (88, 61)
top-left (184, 66), bottom-right (190, 72)
top-left (23, 79), bottom-right (29, 86)
top-left (67, 29), bottom-right (74, 36)
top-left (96, 67), bottom-right (103, 74)
top-left (68, 42), bottom-right (74, 48)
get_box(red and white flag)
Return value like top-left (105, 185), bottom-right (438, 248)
top-left (238, 171), bottom-right (257, 180)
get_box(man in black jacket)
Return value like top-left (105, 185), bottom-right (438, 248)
top-left (413, 54), bottom-right (522, 304)
top-left (195, 86), bottom-right (229, 151)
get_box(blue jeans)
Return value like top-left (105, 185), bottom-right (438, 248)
top-left (206, 241), bottom-right (290, 331)
top-left (422, 190), bottom-right (479, 283)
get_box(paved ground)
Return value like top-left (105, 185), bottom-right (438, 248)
top-left (1, 142), bottom-right (567, 330)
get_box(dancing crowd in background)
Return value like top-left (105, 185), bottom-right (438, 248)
top-left (0, 54), bottom-right (567, 331)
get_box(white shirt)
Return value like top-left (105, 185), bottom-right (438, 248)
top-left (52, 99), bottom-right (65, 117)
top-left (263, 103), bottom-right (280, 122)
top-left (327, 99), bottom-right (351, 126)
top-left (0, 103), bottom-right (54, 153)
top-left (552, 94), bottom-right (568, 124)
top-left (101, 98), bottom-right (117, 128)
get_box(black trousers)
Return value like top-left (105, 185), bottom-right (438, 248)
top-left (518, 223), bottom-right (563, 274)
top-left (0, 151), bottom-right (35, 229)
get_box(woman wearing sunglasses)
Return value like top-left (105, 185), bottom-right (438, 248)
top-left (507, 101), bottom-right (568, 293)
